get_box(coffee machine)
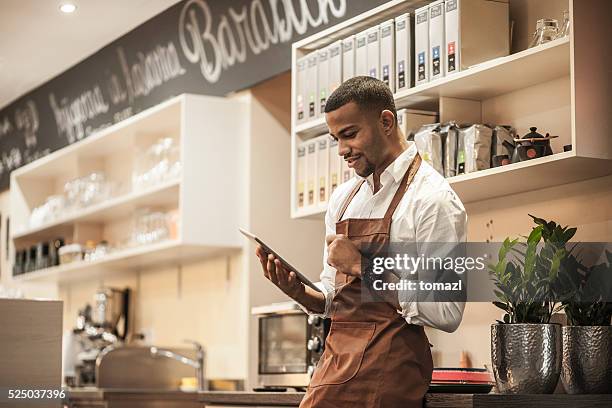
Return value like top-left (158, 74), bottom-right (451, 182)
top-left (67, 287), bottom-right (131, 386)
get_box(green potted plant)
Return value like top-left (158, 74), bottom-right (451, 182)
top-left (488, 215), bottom-right (574, 394)
top-left (559, 248), bottom-right (612, 394)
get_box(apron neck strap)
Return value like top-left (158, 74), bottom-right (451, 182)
top-left (383, 153), bottom-right (422, 222)
top-left (337, 179), bottom-right (365, 221)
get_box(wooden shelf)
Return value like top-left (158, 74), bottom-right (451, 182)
top-left (13, 179), bottom-right (180, 243)
top-left (295, 38), bottom-right (570, 137)
top-left (12, 240), bottom-right (239, 284)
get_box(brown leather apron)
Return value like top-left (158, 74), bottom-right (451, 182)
top-left (300, 153), bottom-right (432, 408)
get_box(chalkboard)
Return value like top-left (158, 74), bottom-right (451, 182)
top-left (0, 0), bottom-right (389, 191)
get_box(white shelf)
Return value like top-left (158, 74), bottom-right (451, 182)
top-left (12, 179), bottom-right (180, 243)
top-left (11, 240), bottom-right (238, 284)
top-left (292, 151), bottom-right (612, 219)
top-left (10, 94), bottom-right (249, 283)
top-left (295, 38), bottom-right (570, 137)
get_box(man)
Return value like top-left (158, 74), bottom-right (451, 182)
top-left (256, 76), bottom-right (466, 407)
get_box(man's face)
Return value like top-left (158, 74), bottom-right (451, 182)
top-left (326, 101), bottom-right (386, 178)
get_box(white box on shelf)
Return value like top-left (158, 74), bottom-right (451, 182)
top-left (380, 19), bottom-right (395, 92)
top-left (306, 52), bottom-right (318, 120)
top-left (328, 136), bottom-right (341, 196)
top-left (397, 109), bottom-right (438, 137)
top-left (366, 26), bottom-right (381, 79)
top-left (444, 0), bottom-right (510, 75)
top-left (296, 142), bottom-right (307, 209)
top-left (295, 56), bottom-right (307, 124)
top-left (355, 29), bottom-right (368, 77)
top-left (317, 48), bottom-right (330, 116)
top-left (306, 140), bottom-right (317, 207)
top-left (328, 40), bottom-right (343, 95)
top-left (342, 35), bottom-right (356, 82)
top-left (429, 0), bottom-right (445, 80)
top-left (394, 13), bottom-right (412, 92)
top-left (341, 155), bottom-right (353, 184)
top-left (316, 135), bottom-right (329, 206)
top-left (415, 5), bottom-right (430, 85)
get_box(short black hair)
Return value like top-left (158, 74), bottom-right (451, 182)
top-left (324, 76), bottom-right (397, 123)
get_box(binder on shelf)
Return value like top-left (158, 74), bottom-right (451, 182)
top-left (295, 56), bottom-right (307, 124)
top-left (429, 0), bottom-right (445, 80)
top-left (306, 53), bottom-right (318, 120)
top-left (342, 35), bottom-right (355, 82)
top-left (329, 136), bottom-right (341, 196)
top-left (380, 19), bottom-right (395, 92)
top-left (444, 0), bottom-right (510, 75)
top-left (317, 135), bottom-right (329, 206)
top-left (415, 5), bottom-right (430, 85)
top-left (366, 26), bottom-right (380, 80)
top-left (395, 13), bottom-right (413, 92)
top-left (328, 40), bottom-right (343, 95)
top-left (317, 48), bottom-right (330, 115)
top-left (296, 142), bottom-right (307, 208)
top-left (355, 29), bottom-right (368, 77)
top-left (306, 140), bottom-right (317, 207)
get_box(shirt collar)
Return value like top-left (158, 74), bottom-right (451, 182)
top-left (362, 142), bottom-right (418, 189)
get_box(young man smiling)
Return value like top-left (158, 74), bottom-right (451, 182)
top-left (256, 76), bottom-right (467, 407)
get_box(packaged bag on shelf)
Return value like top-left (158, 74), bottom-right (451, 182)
top-left (492, 125), bottom-right (516, 160)
top-left (305, 53), bottom-right (318, 120)
top-left (414, 123), bottom-right (444, 175)
top-left (296, 142), bottom-right (307, 209)
top-left (444, 0), bottom-right (509, 75)
top-left (328, 40), bottom-right (343, 95)
top-left (342, 35), bottom-right (356, 82)
top-left (341, 153), bottom-right (353, 183)
top-left (306, 140), bottom-right (317, 206)
top-left (317, 48), bottom-right (330, 115)
top-left (394, 13), bottom-right (413, 92)
top-left (380, 19), bottom-right (395, 91)
top-left (429, 0), bottom-right (445, 80)
top-left (328, 136), bottom-right (341, 196)
top-left (295, 56), bottom-right (307, 124)
top-left (441, 122), bottom-right (459, 178)
top-left (456, 124), bottom-right (493, 174)
top-left (317, 135), bottom-right (329, 206)
top-left (366, 26), bottom-right (381, 79)
top-left (355, 29), bottom-right (368, 76)
top-left (415, 5), bottom-right (430, 85)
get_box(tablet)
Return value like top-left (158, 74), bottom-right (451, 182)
top-left (239, 228), bottom-right (322, 293)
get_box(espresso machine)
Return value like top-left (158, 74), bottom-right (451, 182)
top-left (68, 287), bottom-right (131, 386)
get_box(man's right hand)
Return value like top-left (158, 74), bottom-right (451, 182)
top-left (256, 245), bottom-right (305, 300)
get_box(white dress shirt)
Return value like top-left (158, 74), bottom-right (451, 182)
top-left (303, 141), bottom-right (467, 333)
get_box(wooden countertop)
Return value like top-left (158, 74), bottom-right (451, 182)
top-left (69, 389), bottom-right (612, 407)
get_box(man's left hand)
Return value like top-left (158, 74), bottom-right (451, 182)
top-left (326, 234), bottom-right (362, 277)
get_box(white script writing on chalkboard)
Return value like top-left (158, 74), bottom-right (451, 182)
top-left (49, 86), bottom-right (110, 144)
top-left (14, 100), bottom-right (39, 149)
top-left (178, 0), bottom-right (347, 83)
top-left (117, 42), bottom-right (186, 104)
top-left (0, 116), bottom-right (12, 139)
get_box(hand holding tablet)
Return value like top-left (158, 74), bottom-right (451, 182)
top-left (240, 228), bottom-right (322, 293)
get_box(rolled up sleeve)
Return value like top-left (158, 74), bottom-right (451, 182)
top-left (398, 188), bottom-right (467, 333)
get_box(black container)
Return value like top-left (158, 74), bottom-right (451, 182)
top-left (13, 250), bottom-right (25, 276)
top-left (492, 154), bottom-right (511, 167)
top-left (49, 237), bottom-right (65, 267)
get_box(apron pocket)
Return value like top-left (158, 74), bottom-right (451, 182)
top-left (309, 321), bottom-right (376, 387)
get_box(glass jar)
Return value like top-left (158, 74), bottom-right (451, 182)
top-left (556, 11), bottom-right (570, 39)
top-left (529, 19), bottom-right (559, 48)
top-left (59, 244), bottom-right (83, 264)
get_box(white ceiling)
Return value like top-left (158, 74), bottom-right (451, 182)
top-left (0, 0), bottom-right (184, 110)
